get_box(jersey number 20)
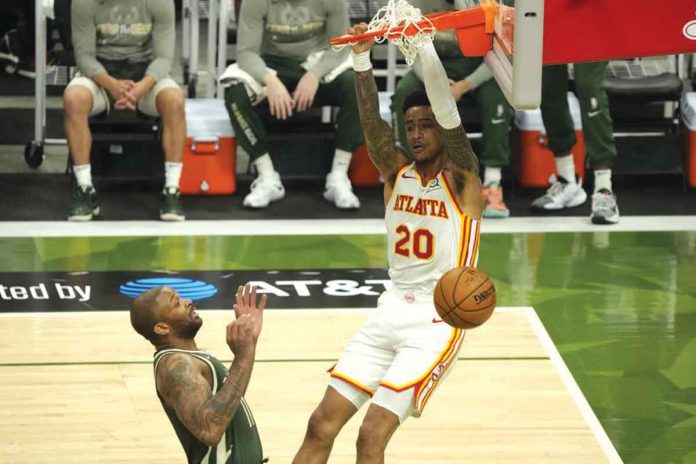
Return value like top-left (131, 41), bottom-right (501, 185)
top-left (395, 225), bottom-right (434, 259)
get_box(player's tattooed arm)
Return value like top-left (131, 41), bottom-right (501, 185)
top-left (355, 70), bottom-right (401, 183)
top-left (157, 353), bottom-right (253, 446)
top-left (442, 124), bottom-right (479, 175)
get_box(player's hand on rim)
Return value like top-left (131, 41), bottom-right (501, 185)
top-left (348, 23), bottom-right (374, 54)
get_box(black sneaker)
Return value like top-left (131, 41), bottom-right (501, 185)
top-left (68, 185), bottom-right (100, 221)
top-left (160, 187), bottom-right (185, 221)
top-left (590, 189), bottom-right (620, 224)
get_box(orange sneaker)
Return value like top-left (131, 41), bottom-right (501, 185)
top-left (483, 184), bottom-right (510, 218)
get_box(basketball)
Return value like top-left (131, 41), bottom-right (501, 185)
top-left (434, 267), bottom-right (496, 329)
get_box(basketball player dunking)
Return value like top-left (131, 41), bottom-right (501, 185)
top-left (292, 24), bottom-right (484, 463)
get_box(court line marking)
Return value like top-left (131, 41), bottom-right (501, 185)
top-left (0, 215), bottom-right (695, 237)
top-left (0, 357), bottom-right (550, 368)
top-left (0, 306), bottom-right (621, 460)
top-left (0, 307), bottom-right (527, 318)
top-left (524, 307), bottom-right (623, 464)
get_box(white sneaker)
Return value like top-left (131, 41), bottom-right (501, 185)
top-left (591, 189), bottom-right (620, 224)
top-left (243, 172), bottom-right (285, 208)
top-left (324, 172), bottom-right (360, 209)
top-left (530, 176), bottom-right (587, 211)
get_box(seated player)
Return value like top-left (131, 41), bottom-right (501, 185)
top-left (391, 0), bottom-right (513, 219)
top-left (225, 0), bottom-right (364, 210)
top-left (531, 62), bottom-right (620, 224)
top-left (64, 0), bottom-right (186, 221)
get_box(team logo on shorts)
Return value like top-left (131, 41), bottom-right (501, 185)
top-left (404, 292), bottom-right (415, 303)
top-left (684, 20), bottom-right (696, 40)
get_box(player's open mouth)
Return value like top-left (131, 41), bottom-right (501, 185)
top-left (412, 144), bottom-right (425, 153)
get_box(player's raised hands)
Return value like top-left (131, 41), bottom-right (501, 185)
top-left (227, 284), bottom-right (265, 360)
top-left (234, 284), bottom-right (266, 341)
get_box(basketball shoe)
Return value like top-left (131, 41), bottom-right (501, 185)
top-left (482, 183), bottom-right (510, 218)
top-left (68, 184), bottom-right (99, 221)
top-left (243, 172), bottom-right (285, 208)
top-left (160, 187), bottom-right (185, 221)
top-left (590, 189), bottom-right (620, 224)
top-left (530, 175), bottom-right (587, 211)
top-left (324, 172), bottom-right (360, 209)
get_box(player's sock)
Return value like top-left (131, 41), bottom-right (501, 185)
top-left (594, 169), bottom-right (612, 193)
top-left (330, 149), bottom-right (352, 177)
top-left (554, 154), bottom-right (576, 184)
top-left (253, 153), bottom-right (276, 179)
top-left (73, 163), bottom-right (93, 187)
top-left (483, 166), bottom-right (502, 187)
top-left (164, 162), bottom-right (183, 189)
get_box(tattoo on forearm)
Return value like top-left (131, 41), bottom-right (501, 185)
top-left (442, 125), bottom-right (479, 174)
top-left (161, 355), bottom-right (252, 444)
top-left (203, 362), bottom-right (251, 427)
top-left (355, 70), bottom-right (398, 175)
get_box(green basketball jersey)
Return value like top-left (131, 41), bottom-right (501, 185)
top-left (153, 349), bottom-right (264, 464)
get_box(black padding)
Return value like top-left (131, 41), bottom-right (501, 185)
top-left (605, 73), bottom-right (683, 101)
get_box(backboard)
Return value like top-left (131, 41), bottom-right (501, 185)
top-left (464, 0), bottom-right (544, 110)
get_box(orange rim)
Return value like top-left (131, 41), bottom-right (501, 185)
top-left (330, 5), bottom-right (496, 47)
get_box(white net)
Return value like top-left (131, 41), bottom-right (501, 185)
top-left (335, 0), bottom-right (436, 66)
top-left (367, 0), bottom-right (435, 65)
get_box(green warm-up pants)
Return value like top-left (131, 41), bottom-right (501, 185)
top-left (391, 56), bottom-right (513, 167)
top-left (224, 54), bottom-right (364, 161)
top-left (540, 62), bottom-right (617, 167)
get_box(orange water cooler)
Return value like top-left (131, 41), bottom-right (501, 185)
top-left (180, 99), bottom-right (237, 195)
top-left (514, 93), bottom-right (586, 188)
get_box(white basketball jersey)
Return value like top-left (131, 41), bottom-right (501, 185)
top-left (386, 163), bottom-right (481, 294)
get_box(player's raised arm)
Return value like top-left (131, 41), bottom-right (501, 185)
top-left (350, 24), bottom-right (403, 185)
top-left (417, 40), bottom-right (479, 175)
top-left (156, 351), bottom-right (253, 446)
top-left (155, 285), bottom-right (264, 447)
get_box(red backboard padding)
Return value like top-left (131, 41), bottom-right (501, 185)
top-left (543, 0), bottom-right (696, 64)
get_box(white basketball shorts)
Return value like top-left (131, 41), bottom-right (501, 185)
top-left (329, 286), bottom-right (466, 423)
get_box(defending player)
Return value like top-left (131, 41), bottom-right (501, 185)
top-left (292, 23), bottom-right (484, 463)
top-left (130, 284), bottom-right (267, 463)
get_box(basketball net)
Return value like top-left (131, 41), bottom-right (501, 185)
top-left (336, 0), bottom-right (435, 66)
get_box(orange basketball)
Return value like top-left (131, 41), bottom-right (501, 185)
top-left (434, 267), bottom-right (496, 329)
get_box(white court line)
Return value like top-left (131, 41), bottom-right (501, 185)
top-left (0, 308), bottom-right (372, 318)
top-left (1, 215), bottom-right (696, 237)
top-left (524, 307), bottom-right (624, 464)
top-left (0, 306), bottom-right (554, 318)
top-left (0, 306), bottom-right (623, 461)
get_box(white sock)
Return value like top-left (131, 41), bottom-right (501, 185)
top-left (165, 162), bottom-right (183, 189)
top-left (594, 169), bottom-right (612, 193)
top-left (331, 149), bottom-right (353, 176)
top-left (253, 153), bottom-right (276, 179)
top-left (73, 164), bottom-right (92, 188)
top-left (483, 166), bottom-right (502, 187)
top-left (554, 154), bottom-right (576, 185)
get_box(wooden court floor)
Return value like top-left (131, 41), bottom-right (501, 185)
top-left (0, 307), bottom-right (618, 463)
